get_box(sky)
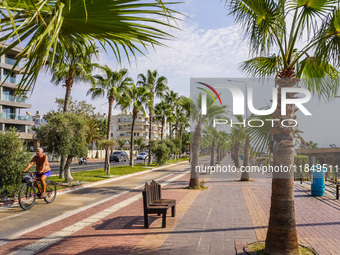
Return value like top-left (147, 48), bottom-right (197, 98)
top-left (28, 0), bottom-right (247, 115)
top-left (25, 0), bottom-right (340, 148)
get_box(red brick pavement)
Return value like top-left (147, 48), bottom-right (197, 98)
top-left (1, 169), bottom-right (203, 255)
top-left (242, 178), bottom-right (340, 255)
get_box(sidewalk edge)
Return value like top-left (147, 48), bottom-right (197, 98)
top-left (0, 161), bottom-right (189, 209)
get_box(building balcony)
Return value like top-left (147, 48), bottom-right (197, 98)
top-left (117, 127), bottom-right (148, 132)
top-left (3, 76), bottom-right (17, 84)
top-left (0, 62), bottom-right (22, 73)
top-left (2, 94), bottom-right (29, 103)
top-left (0, 112), bottom-right (32, 121)
top-left (117, 119), bottom-right (148, 124)
top-left (5, 57), bottom-right (23, 67)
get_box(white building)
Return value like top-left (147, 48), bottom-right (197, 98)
top-left (0, 44), bottom-right (36, 146)
top-left (100, 112), bottom-right (169, 142)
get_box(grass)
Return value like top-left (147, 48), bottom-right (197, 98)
top-left (247, 242), bottom-right (316, 255)
top-left (49, 163), bottom-right (155, 190)
top-left (49, 158), bottom-right (188, 191)
top-left (167, 157), bottom-right (189, 164)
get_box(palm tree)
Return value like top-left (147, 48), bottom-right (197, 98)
top-left (87, 67), bottom-right (133, 175)
top-left (190, 94), bottom-right (227, 188)
top-left (117, 139), bottom-right (127, 151)
top-left (303, 140), bottom-right (318, 149)
top-left (135, 137), bottom-right (146, 153)
top-left (51, 44), bottom-right (99, 112)
top-left (178, 96), bottom-right (191, 141)
top-left (165, 90), bottom-right (179, 139)
top-left (203, 127), bottom-right (219, 167)
top-left (226, 1), bottom-right (340, 253)
top-left (0, 1), bottom-right (180, 92)
top-left (230, 116), bottom-right (246, 168)
top-left (51, 44), bottom-right (98, 179)
top-left (154, 100), bottom-right (170, 140)
top-left (137, 70), bottom-right (168, 163)
top-left (116, 84), bottom-right (148, 167)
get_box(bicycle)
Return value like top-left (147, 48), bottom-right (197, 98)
top-left (18, 173), bottom-right (57, 210)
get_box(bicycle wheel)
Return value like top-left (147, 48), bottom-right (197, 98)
top-left (18, 184), bottom-right (36, 210)
top-left (44, 180), bottom-right (56, 203)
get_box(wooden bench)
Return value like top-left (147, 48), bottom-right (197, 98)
top-left (142, 180), bottom-right (176, 228)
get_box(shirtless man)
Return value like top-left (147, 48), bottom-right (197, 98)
top-left (22, 148), bottom-right (51, 197)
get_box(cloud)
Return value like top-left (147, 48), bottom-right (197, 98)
top-left (29, 16), bottom-right (249, 115)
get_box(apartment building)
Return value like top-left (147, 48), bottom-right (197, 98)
top-left (0, 44), bottom-right (35, 145)
top-left (99, 113), bottom-right (168, 142)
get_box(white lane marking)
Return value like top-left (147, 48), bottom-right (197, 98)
top-left (1, 164), bottom-right (189, 246)
top-left (0, 211), bottom-right (29, 223)
top-left (9, 171), bottom-right (188, 255)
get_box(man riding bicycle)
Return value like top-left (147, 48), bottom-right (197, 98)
top-left (22, 148), bottom-right (51, 198)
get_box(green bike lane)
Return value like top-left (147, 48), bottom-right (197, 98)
top-left (0, 160), bottom-right (200, 254)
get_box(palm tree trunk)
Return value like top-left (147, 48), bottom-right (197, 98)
top-left (60, 68), bottom-right (74, 179)
top-left (130, 111), bottom-right (137, 167)
top-left (169, 122), bottom-right (172, 139)
top-left (241, 135), bottom-right (250, 181)
top-left (161, 116), bottom-right (165, 140)
top-left (265, 77), bottom-right (299, 254)
top-left (105, 99), bottom-right (113, 175)
top-left (179, 126), bottom-right (183, 142)
top-left (216, 143), bottom-right (220, 163)
top-left (175, 120), bottom-right (179, 138)
top-left (148, 107), bottom-right (153, 164)
top-left (189, 122), bottom-right (201, 188)
top-left (64, 155), bottom-right (74, 183)
top-left (210, 139), bottom-right (215, 166)
top-left (234, 143), bottom-right (240, 168)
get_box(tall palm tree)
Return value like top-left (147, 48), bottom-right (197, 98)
top-left (116, 84), bottom-right (148, 167)
top-left (0, 0), bottom-right (180, 92)
top-left (154, 100), bottom-right (170, 140)
top-left (190, 94), bottom-right (227, 188)
top-left (230, 116), bottom-right (246, 168)
top-left (178, 96), bottom-right (191, 140)
top-left (203, 127), bottom-right (219, 167)
top-left (51, 44), bottom-right (99, 112)
top-left (51, 44), bottom-right (98, 179)
top-left (137, 70), bottom-right (168, 162)
top-left (164, 90), bottom-right (179, 139)
top-left (226, 1), bottom-right (340, 253)
top-left (87, 67), bottom-right (133, 175)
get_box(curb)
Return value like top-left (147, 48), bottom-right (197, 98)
top-left (0, 161), bottom-right (189, 209)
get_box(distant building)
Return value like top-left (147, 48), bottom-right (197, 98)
top-left (99, 112), bottom-right (168, 143)
top-left (296, 147), bottom-right (340, 166)
top-left (0, 44), bottom-right (37, 148)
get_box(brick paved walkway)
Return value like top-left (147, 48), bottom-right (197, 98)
top-left (242, 178), bottom-right (340, 255)
top-left (2, 156), bottom-right (340, 254)
top-left (157, 156), bottom-right (256, 255)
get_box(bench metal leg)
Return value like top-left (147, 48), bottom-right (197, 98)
top-left (162, 212), bottom-right (167, 228)
top-left (171, 205), bottom-right (175, 217)
top-left (337, 185), bottom-right (339, 200)
top-left (144, 213), bottom-right (149, 228)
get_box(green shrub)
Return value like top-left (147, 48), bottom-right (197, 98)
top-left (153, 142), bottom-right (170, 165)
top-left (0, 129), bottom-right (31, 198)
